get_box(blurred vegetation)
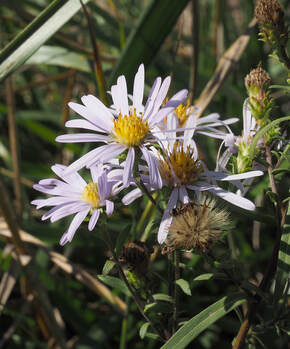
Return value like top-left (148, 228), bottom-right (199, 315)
top-left (0, 0), bottom-right (289, 348)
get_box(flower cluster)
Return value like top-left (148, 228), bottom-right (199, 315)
top-left (32, 64), bottom-right (263, 248)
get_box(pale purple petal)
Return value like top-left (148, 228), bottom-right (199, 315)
top-left (122, 188), bottom-right (143, 205)
top-left (56, 133), bottom-right (111, 143)
top-left (198, 183), bottom-right (256, 211)
top-left (68, 101), bottom-right (112, 133)
top-left (179, 186), bottom-right (189, 204)
top-left (106, 200), bottom-right (114, 216)
top-left (49, 202), bottom-right (89, 222)
top-left (151, 76), bottom-right (171, 115)
top-left (201, 170), bottom-right (263, 181)
top-left (243, 98), bottom-right (251, 142)
top-left (51, 165), bottom-right (87, 189)
top-left (65, 119), bottom-right (106, 133)
top-left (88, 209), bottom-right (100, 231)
top-left (86, 144), bottom-right (126, 168)
top-left (140, 147), bottom-right (162, 189)
top-left (157, 187), bottom-right (178, 244)
top-left (196, 113), bottom-right (220, 125)
top-left (81, 95), bottom-right (114, 130)
top-left (149, 89), bottom-right (188, 126)
top-left (143, 77), bottom-right (162, 120)
top-left (133, 64), bottom-right (144, 112)
top-left (64, 146), bottom-right (109, 175)
top-left (59, 208), bottom-right (90, 245)
top-left (117, 75), bottom-right (129, 116)
top-left (123, 147), bottom-right (135, 187)
top-left (31, 196), bottom-right (74, 209)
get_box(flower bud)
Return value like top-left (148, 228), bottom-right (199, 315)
top-left (244, 64), bottom-right (272, 125)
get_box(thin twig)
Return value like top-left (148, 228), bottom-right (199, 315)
top-left (5, 76), bottom-right (22, 217)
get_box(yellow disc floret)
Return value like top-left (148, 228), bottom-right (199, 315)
top-left (159, 141), bottom-right (202, 186)
top-left (113, 109), bottom-right (149, 147)
top-left (174, 99), bottom-right (192, 127)
top-left (82, 182), bottom-right (100, 208)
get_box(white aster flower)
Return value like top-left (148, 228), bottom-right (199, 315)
top-left (31, 164), bottom-right (116, 245)
top-left (56, 64), bottom-right (187, 187)
top-left (217, 98), bottom-right (260, 171)
top-left (122, 129), bottom-right (263, 244)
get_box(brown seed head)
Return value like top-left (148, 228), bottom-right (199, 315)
top-left (165, 197), bottom-right (230, 253)
top-left (245, 64), bottom-right (271, 91)
top-left (254, 0), bottom-right (284, 26)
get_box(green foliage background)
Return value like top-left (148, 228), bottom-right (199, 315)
top-left (0, 0), bottom-right (289, 348)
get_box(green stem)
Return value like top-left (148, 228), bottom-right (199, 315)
top-left (173, 250), bottom-right (180, 334)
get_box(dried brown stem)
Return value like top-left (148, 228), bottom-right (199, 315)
top-left (0, 177), bottom-right (68, 349)
top-left (5, 76), bottom-right (22, 217)
top-left (189, 0), bottom-right (199, 100)
top-left (195, 18), bottom-right (257, 116)
top-left (80, 0), bottom-right (108, 105)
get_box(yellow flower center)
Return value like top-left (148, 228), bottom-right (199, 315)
top-left (113, 109), bottom-right (149, 147)
top-left (82, 182), bottom-right (100, 208)
top-left (174, 99), bottom-right (192, 127)
top-left (158, 142), bottom-right (202, 186)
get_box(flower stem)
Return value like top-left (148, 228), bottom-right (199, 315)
top-left (102, 226), bottom-right (165, 341)
top-left (172, 250), bottom-right (180, 334)
top-left (233, 143), bottom-right (285, 349)
top-left (135, 175), bottom-right (163, 215)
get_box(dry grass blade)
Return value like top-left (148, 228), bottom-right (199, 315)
top-left (0, 178), bottom-right (68, 349)
top-left (5, 76), bottom-right (22, 217)
top-left (195, 18), bottom-right (257, 116)
top-left (0, 219), bottom-right (127, 315)
top-left (0, 249), bottom-right (20, 313)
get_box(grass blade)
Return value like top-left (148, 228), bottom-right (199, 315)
top-left (109, 0), bottom-right (190, 86)
top-left (161, 292), bottom-right (247, 349)
top-left (0, 0), bottom-right (90, 82)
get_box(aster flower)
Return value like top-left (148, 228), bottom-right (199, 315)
top-left (121, 127), bottom-right (263, 243)
top-left (157, 99), bottom-right (238, 142)
top-left (56, 64), bottom-right (187, 187)
top-left (31, 164), bottom-right (116, 245)
top-left (216, 99), bottom-right (261, 173)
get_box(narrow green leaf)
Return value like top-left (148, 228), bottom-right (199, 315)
top-left (102, 260), bottom-right (116, 276)
top-left (0, 0), bottom-right (90, 81)
top-left (26, 45), bottom-right (90, 72)
top-left (152, 294), bottom-right (173, 303)
top-left (109, 0), bottom-right (190, 86)
top-left (139, 322), bottom-right (150, 339)
top-left (249, 116), bottom-right (290, 159)
top-left (97, 275), bottom-right (130, 297)
top-left (176, 278), bottom-right (192, 296)
top-left (274, 202), bottom-right (290, 299)
top-left (161, 292), bottom-right (247, 349)
top-left (193, 273), bottom-right (228, 281)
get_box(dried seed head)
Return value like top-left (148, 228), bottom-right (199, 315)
top-left (245, 64), bottom-right (271, 91)
top-left (254, 0), bottom-right (284, 26)
top-left (165, 197), bottom-right (230, 253)
top-left (119, 240), bottom-right (153, 274)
